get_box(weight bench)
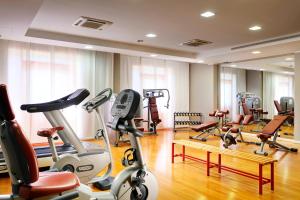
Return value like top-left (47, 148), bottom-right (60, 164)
top-left (172, 140), bottom-right (277, 195)
top-left (254, 115), bottom-right (298, 156)
top-left (221, 114), bottom-right (243, 147)
top-left (190, 121), bottom-right (220, 141)
top-left (209, 110), bottom-right (229, 126)
top-left (222, 114), bottom-right (260, 148)
top-left (242, 103), bottom-right (269, 132)
top-left (274, 100), bottom-right (294, 129)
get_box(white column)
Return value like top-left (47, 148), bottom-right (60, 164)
top-left (294, 53), bottom-right (300, 140)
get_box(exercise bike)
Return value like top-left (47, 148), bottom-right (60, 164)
top-left (0, 85), bottom-right (158, 199)
top-left (20, 88), bottom-right (114, 190)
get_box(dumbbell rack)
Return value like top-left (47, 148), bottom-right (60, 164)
top-left (173, 112), bottom-right (203, 132)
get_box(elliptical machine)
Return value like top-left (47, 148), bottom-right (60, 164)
top-left (20, 88), bottom-right (114, 190)
top-left (0, 86), bottom-right (158, 200)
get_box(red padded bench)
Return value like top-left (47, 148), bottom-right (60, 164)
top-left (190, 121), bottom-right (220, 142)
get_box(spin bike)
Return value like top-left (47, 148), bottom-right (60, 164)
top-left (0, 85), bottom-right (158, 200)
top-left (20, 88), bottom-right (114, 190)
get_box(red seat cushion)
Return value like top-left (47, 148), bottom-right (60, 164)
top-left (19, 172), bottom-right (80, 199)
top-left (192, 121), bottom-right (218, 132)
top-left (216, 112), bottom-right (224, 117)
top-left (137, 127), bottom-right (145, 132)
top-left (222, 126), bottom-right (230, 132)
top-left (37, 127), bottom-right (64, 138)
top-left (222, 126), bottom-right (239, 133)
top-left (257, 133), bottom-right (272, 140)
top-left (288, 111), bottom-right (294, 116)
top-left (208, 111), bottom-right (216, 117)
top-left (230, 127), bottom-right (239, 133)
top-left (242, 115), bottom-right (254, 125)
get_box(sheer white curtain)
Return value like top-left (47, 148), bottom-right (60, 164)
top-left (263, 71), bottom-right (294, 118)
top-left (0, 40), bottom-right (113, 142)
top-left (219, 67), bottom-right (246, 118)
top-left (120, 55), bottom-right (189, 128)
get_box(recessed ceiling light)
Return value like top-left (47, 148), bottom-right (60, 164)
top-left (201, 11), bottom-right (215, 18)
top-left (84, 45), bottom-right (93, 49)
top-left (252, 51), bottom-right (261, 54)
top-left (230, 64), bottom-right (237, 67)
top-left (249, 25), bottom-right (262, 31)
top-left (259, 68), bottom-right (264, 71)
top-left (285, 57), bottom-right (294, 61)
top-left (197, 60), bottom-right (204, 63)
top-left (150, 54), bottom-right (157, 57)
top-left (145, 33), bottom-right (157, 38)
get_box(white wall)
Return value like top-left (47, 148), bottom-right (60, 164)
top-left (236, 69), bottom-right (247, 93)
top-left (246, 70), bottom-right (263, 97)
top-left (189, 63), bottom-right (217, 120)
top-left (295, 53), bottom-right (300, 140)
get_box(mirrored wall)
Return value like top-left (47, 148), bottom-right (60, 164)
top-left (220, 55), bottom-right (295, 139)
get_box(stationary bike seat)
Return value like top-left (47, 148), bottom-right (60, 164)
top-left (37, 127), bottom-right (64, 138)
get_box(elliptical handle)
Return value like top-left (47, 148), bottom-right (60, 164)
top-left (82, 88), bottom-right (112, 112)
top-left (106, 122), bottom-right (143, 137)
top-left (117, 124), bottom-right (144, 137)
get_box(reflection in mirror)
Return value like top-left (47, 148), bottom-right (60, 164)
top-left (219, 55), bottom-right (295, 139)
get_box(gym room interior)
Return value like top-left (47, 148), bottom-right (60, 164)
top-left (0, 0), bottom-right (300, 199)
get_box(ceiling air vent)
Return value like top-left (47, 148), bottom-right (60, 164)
top-left (181, 39), bottom-right (212, 47)
top-left (73, 16), bottom-right (113, 30)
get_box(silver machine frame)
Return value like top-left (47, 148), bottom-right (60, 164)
top-left (0, 88), bottom-right (158, 200)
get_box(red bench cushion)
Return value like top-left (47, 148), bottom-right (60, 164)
top-left (192, 121), bottom-right (218, 132)
top-left (258, 115), bottom-right (288, 139)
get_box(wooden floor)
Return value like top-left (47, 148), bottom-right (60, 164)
top-left (1, 130), bottom-right (300, 199)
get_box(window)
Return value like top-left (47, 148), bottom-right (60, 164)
top-left (220, 72), bottom-right (237, 114)
top-left (263, 72), bottom-right (294, 118)
top-left (120, 55), bottom-right (189, 128)
top-left (219, 67), bottom-right (245, 118)
top-left (274, 74), bottom-right (294, 101)
top-left (1, 41), bottom-right (113, 142)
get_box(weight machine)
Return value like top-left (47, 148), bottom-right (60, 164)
top-left (142, 89), bottom-right (170, 134)
top-left (280, 97), bottom-right (294, 112)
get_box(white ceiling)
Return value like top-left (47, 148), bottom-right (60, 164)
top-left (1, 0), bottom-right (300, 65)
top-left (222, 55), bottom-right (295, 74)
top-left (0, 0), bottom-right (42, 39)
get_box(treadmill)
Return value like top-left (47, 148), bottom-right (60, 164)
top-left (0, 89), bottom-right (90, 173)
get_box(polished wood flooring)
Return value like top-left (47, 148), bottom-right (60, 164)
top-left (1, 130), bottom-right (300, 199)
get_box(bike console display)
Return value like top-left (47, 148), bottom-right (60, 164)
top-left (110, 89), bottom-right (140, 130)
